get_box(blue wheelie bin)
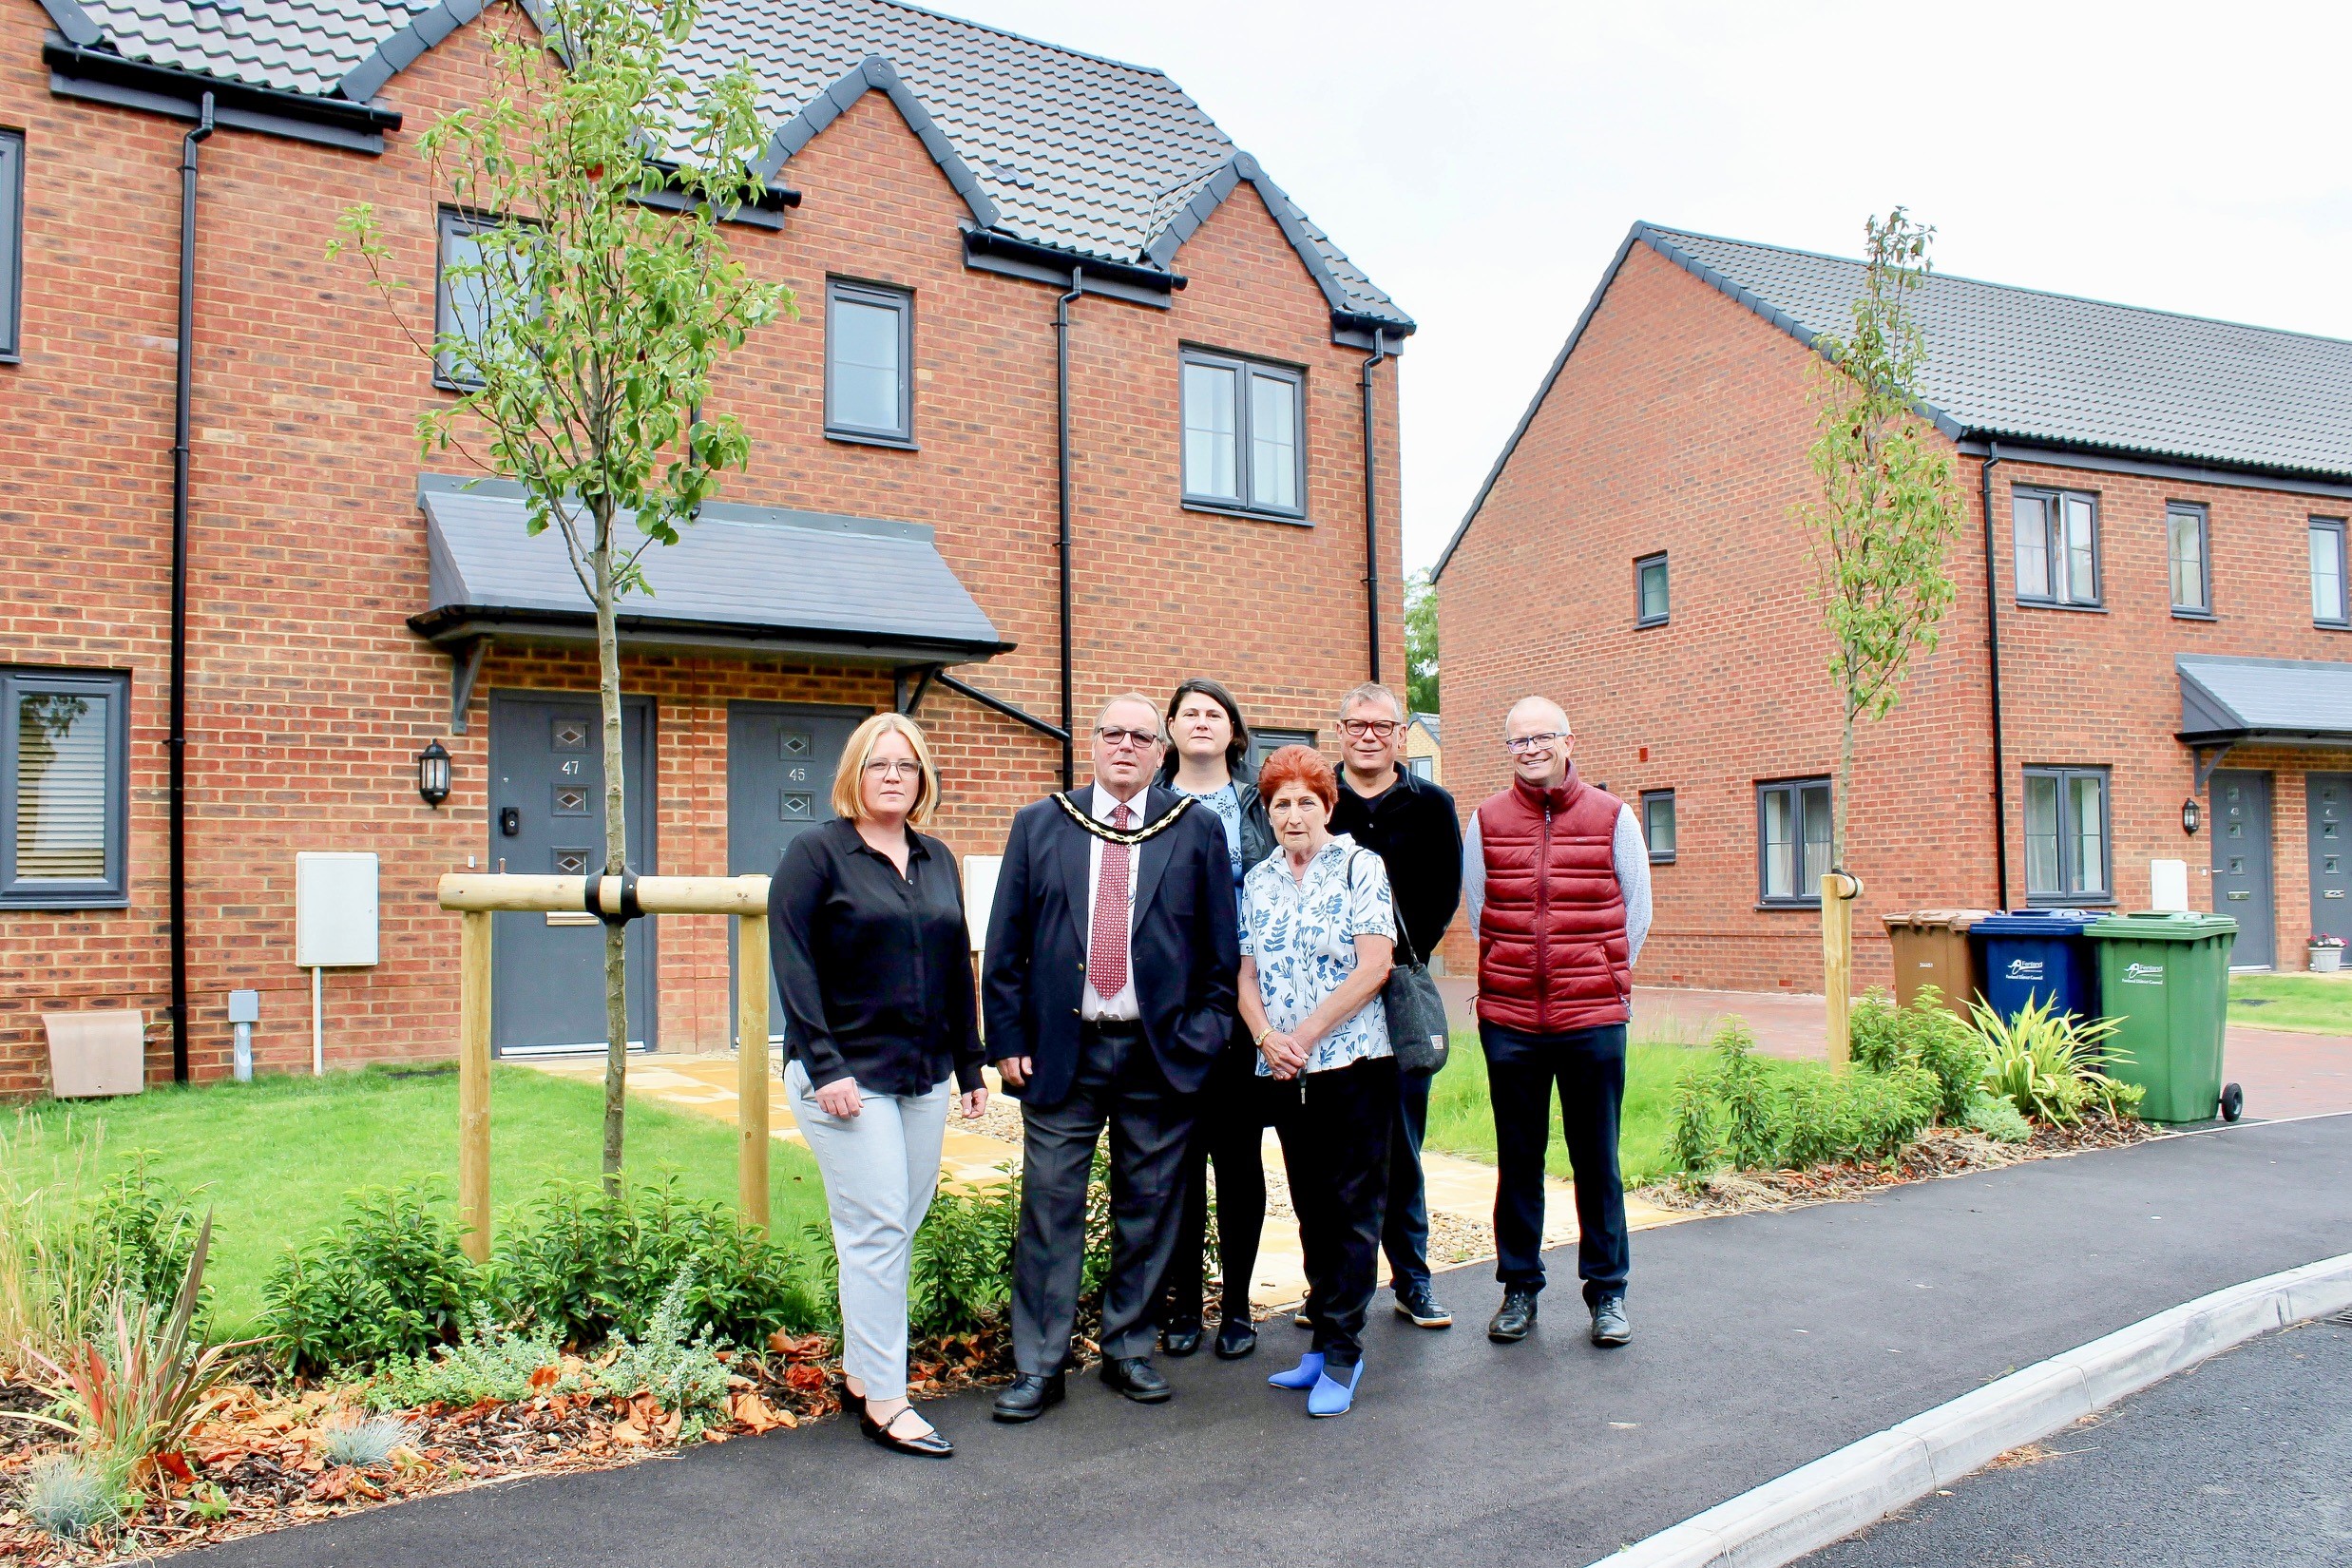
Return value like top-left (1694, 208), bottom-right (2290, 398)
top-left (1972, 909), bottom-right (2104, 1022)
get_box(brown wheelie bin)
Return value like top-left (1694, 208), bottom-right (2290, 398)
top-left (1882, 909), bottom-right (1992, 1015)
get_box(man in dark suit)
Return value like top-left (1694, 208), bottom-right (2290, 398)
top-left (985, 694), bottom-right (1239, 1421)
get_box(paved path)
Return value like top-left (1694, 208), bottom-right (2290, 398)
top-left (196, 1114), bottom-right (2352, 1568)
top-left (1803, 1312), bottom-right (2352, 1567)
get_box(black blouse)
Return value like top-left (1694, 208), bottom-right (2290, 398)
top-left (767, 816), bottom-right (984, 1096)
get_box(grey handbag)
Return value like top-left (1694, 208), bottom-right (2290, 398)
top-left (1348, 850), bottom-right (1450, 1075)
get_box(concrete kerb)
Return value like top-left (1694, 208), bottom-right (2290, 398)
top-left (1587, 1250), bottom-right (2352, 1568)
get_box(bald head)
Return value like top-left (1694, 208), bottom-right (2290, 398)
top-left (1504, 696), bottom-right (1570, 737)
top-left (1503, 696), bottom-right (1574, 788)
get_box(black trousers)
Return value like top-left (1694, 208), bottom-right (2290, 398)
top-left (1158, 1034), bottom-right (1289, 1329)
top-left (1011, 1022), bottom-right (1198, 1373)
top-left (1482, 1020), bottom-right (1630, 1308)
top-left (1280, 1055), bottom-right (1398, 1370)
top-left (1384, 1066), bottom-right (1433, 1292)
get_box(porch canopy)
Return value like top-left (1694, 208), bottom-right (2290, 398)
top-left (409, 477), bottom-right (1011, 727)
top-left (2178, 654), bottom-right (2352, 786)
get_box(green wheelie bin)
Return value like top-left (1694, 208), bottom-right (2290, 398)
top-left (2086, 911), bottom-right (2243, 1124)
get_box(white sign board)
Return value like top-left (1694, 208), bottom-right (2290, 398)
top-left (2150, 858), bottom-right (2190, 913)
top-left (962, 853), bottom-right (1002, 953)
top-left (296, 851), bottom-right (380, 967)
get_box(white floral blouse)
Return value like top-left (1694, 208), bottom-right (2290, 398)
top-left (1238, 834), bottom-right (1398, 1076)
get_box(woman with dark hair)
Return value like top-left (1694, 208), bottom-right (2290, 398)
top-left (1154, 678), bottom-right (1277, 1361)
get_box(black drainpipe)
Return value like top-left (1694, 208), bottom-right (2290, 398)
top-left (1979, 441), bottom-right (2010, 910)
top-left (1053, 268), bottom-right (1083, 790)
top-left (1359, 328), bottom-right (1390, 683)
top-left (168, 93), bottom-right (215, 1084)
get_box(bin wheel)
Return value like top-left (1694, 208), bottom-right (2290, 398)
top-left (2220, 1082), bottom-right (2245, 1122)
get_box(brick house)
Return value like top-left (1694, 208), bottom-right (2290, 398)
top-left (1434, 222), bottom-right (2352, 992)
top-left (0, 0), bottom-right (1412, 1089)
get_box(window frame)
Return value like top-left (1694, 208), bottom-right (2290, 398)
top-left (0, 129), bottom-right (21, 363)
top-left (2012, 486), bottom-right (2104, 610)
top-left (1248, 727), bottom-right (1316, 773)
top-left (1635, 552), bottom-right (1670, 628)
top-left (2, 667), bottom-right (131, 909)
top-left (1754, 776), bottom-right (1831, 908)
top-left (1640, 788), bottom-right (1676, 864)
top-left (2166, 501), bottom-right (2212, 620)
top-left (432, 207), bottom-right (541, 392)
top-left (2313, 517), bottom-right (2350, 629)
top-left (823, 277), bottom-right (915, 449)
top-left (1178, 346), bottom-right (1309, 523)
top-left (2020, 764), bottom-right (2114, 907)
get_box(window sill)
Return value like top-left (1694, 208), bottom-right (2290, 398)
top-left (1755, 900), bottom-right (1822, 912)
top-left (0, 352), bottom-right (18, 366)
top-left (2014, 599), bottom-right (2107, 613)
top-left (1635, 616), bottom-right (1669, 630)
top-left (2317, 620), bottom-right (2352, 633)
top-left (433, 373), bottom-right (483, 395)
top-left (1180, 500), bottom-right (1311, 528)
top-left (0, 893), bottom-right (130, 911)
top-left (1649, 853), bottom-right (1675, 866)
top-left (826, 428), bottom-right (918, 451)
top-left (2170, 608), bottom-right (2216, 621)
top-left (2023, 895), bottom-right (2117, 908)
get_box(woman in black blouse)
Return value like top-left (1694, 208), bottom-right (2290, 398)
top-left (770, 712), bottom-right (985, 1459)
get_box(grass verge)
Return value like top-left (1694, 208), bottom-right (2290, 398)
top-left (2228, 972), bottom-right (2352, 1035)
top-left (0, 1063), bottom-right (830, 1336)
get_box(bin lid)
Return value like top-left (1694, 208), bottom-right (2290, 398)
top-left (1973, 908), bottom-right (2105, 935)
top-left (1883, 908), bottom-right (1996, 932)
top-left (2086, 910), bottom-right (2240, 941)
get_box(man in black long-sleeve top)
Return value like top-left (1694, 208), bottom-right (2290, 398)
top-left (1328, 683), bottom-right (1463, 1330)
top-left (984, 694), bottom-right (1239, 1422)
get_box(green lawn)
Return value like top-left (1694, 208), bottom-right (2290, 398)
top-left (2228, 973), bottom-right (2352, 1035)
top-left (1425, 1031), bottom-right (1711, 1187)
top-left (0, 1064), bottom-right (830, 1336)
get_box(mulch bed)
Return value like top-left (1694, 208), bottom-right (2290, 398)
top-left (1633, 1112), bottom-right (2170, 1217)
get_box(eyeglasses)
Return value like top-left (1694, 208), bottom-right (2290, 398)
top-left (1504, 732), bottom-right (1567, 754)
top-left (862, 758), bottom-right (923, 779)
top-left (1340, 719), bottom-right (1401, 739)
top-left (1095, 726), bottom-right (1164, 751)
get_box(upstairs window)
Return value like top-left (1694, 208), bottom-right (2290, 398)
top-left (2, 668), bottom-right (129, 908)
top-left (2024, 766), bottom-right (2111, 903)
top-left (1635, 553), bottom-right (1669, 627)
top-left (2314, 518), bottom-right (2349, 627)
top-left (1641, 788), bottom-right (1675, 863)
top-left (825, 278), bottom-right (913, 445)
top-left (0, 130), bottom-right (20, 360)
top-left (2168, 503), bottom-right (2210, 617)
top-left (1182, 349), bottom-right (1305, 519)
top-left (434, 209), bottom-right (537, 389)
top-left (2014, 488), bottom-right (2100, 607)
top-left (1756, 777), bottom-right (1830, 907)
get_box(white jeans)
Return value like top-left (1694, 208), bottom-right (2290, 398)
top-left (784, 1061), bottom-right (952, 1403)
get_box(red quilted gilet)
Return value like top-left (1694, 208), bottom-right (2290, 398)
top-left (1474, 766), bottom-right (1631, 1033)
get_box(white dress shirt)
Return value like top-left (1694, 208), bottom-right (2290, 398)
top-left (1080, 782), bottom-right (1144, 1022)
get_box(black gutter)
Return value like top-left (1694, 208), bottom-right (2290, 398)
top-left (935, 671), bottom-right (1070, 745)
top-left (968, 227), bottom-right (1182, 296)
top-left (44, 39), bottom-right (404, 135)
top-left (405, 603), bottom-right (1013, 662)
top-left (1979, 441), bottom-right (2010, 910)
top-left (1054, 268), bottom-right (1083, 789)
top-left (1333, 308), bottom-right (1415, 341)
top-left (1360, 328), bottom-right (1391, 683)
top-left (169, 91), bottom-right (214, 1085)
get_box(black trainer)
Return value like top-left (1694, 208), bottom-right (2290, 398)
top-left (1393, 1281), bottom-right (1452, 1329)
top-left (1487, 1289), bottom-right (1539, 1344)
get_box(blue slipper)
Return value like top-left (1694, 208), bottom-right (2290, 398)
top-left (1268, 1351), bottom-right (1324, 1390)
top-left (1307, 1359), bottom-right (1364, 1417)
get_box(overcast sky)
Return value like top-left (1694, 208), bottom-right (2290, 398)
top-left (945, 0), bottom-right (2352, 572)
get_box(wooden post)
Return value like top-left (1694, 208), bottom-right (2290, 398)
top-left (1822, 871), bottom-right (1862, 1068)
top-left (736, 908), bottom-right (771, 1233)
top-left (458, 908), bottom-right (493, 1262)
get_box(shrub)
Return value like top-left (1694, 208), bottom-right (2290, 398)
top-left (261, 1181), bottom-right (488, 1372)
top-left (596, 1268), bottom-right (729, 1437)
top-left (1850, 987), bottom-right (1986, 1121)
top-left (1971, 996), bottom-right (2134, 1125)
top-left (365, 1305), bottom-right (578, 1411)
top-left (21, 1453), bottom-right (124, 1541)
top-left (318, 1411), bottom-right (419, 1467)
top-left (908, 1176), bottom-right (1018, 1341)
top-left (1666, 1019), bottom-right (1939, 1175)
top-left (1963, 1094), bottom-right (2033, 1144)
top-left (79, 1157), bottom-right (209, 1327)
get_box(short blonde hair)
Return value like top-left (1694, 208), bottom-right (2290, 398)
top-left (832, 712), bottom-right (943, 828)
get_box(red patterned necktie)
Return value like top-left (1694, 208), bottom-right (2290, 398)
top-left (1087, 802), bottom-right (1133, 1000)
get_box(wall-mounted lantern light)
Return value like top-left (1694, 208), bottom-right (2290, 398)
top-left (2181, 796), bottom-right (2202, 836)
top-left (418, 739), bottom-right (452, 808)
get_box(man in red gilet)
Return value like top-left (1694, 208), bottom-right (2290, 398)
top-left (1463, 696), bottom-right (1651, 1348)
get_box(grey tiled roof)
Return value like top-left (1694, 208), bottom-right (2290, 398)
top-left (42, 0), bottom-right (1407, 325)
top-left (2178, 655), bottom-right (2352, 741)
top-left (1650, 225), bottom-right (2352, 481)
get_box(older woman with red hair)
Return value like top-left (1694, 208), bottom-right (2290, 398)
top-left (1235, 744), bottom-right (1397, 1418)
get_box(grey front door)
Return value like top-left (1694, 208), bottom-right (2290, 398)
top-left (488, 692), bottom-right (658, 1054)
top-left (728, 702), bottom-right (868, 1041)
top-left (2209, 769), bottom-right (2274, 968)
top-left (2308, 774), bottom-right (2352, 944)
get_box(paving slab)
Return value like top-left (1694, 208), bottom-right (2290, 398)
top-left (192, 1115), bottom-right (2352, 1568)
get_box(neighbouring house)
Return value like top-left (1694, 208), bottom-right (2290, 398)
top-left (1434, 221), bottom-right (2352, 991)
top-left (0, 0), bottom-right (1412, 1090)
top-left (1403, 711), bottom-right (1441, 784)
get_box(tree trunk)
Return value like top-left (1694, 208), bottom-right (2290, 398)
top-left (592, 504), bottom-right (630, 1192)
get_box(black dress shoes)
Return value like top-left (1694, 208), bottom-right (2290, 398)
top-left (860, 1406), bottom-right (953, 1458)
top-left (990, 1371), bottom-right (1066, 1423)
top-left (1487, 1289), bottom-right (1539, 1344)
top-left (1099, 1355), bottom-right (1173, 1403)
top-left (1160, 1323), bottom-right (1204, 1358)
top-left (1214, 1317), bottom-right (1257, 1360)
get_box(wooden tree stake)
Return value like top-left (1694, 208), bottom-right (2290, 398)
top-left (458, 908), bottom-right (494, 1262)
top-left (736, 908), bottom-right (771, 1233)
top-left (1822, 871), bottom-right (1862, 1067)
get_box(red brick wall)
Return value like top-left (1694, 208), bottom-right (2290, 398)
top-left (1438, 239), bottom-right (2349, 995)
top-left (0, 0), bottom-right (1405, 1091)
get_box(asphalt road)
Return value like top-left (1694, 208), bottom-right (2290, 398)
top-left (197, 1114), bottom-right (2352, 1568)
top-left (1804, 1313), bottom-right (2352, 1567)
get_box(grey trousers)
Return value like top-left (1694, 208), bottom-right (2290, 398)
top-left (1011, 1024), bottom-right (1197, 1373)
top-left (784, 1061), bottom-right (951, 1403)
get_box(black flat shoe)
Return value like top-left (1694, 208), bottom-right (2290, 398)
top-left (1099, 1355), bottom-right (1172, 1403)
top-left (1213, 1318), bottom-right (1257, 1360)
top-left (835, 1374), bottom-right (864, 1416)
top-left (991, 1372), bottom-right (1065, 1423)
top-left (1160, 1323), bottom-right (1204, 1358)
top-left (860, 1406), bottom-right (952, 1458)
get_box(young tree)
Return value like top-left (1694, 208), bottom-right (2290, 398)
top-left (332, 0), bottom-right (792, 1186)
top-left (1404, 567), bottom-right (1440, 716)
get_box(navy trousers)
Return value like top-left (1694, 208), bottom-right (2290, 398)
top-left (1481, 1020), bottom-right (1630, 1307)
